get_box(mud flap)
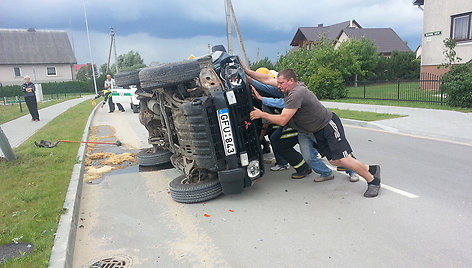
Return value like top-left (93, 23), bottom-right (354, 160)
top-left (218, 168), bottom-right (245, 194)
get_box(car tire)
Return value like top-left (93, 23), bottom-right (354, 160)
top-left (137, 148), bottom-right (172, 166)
top-left (115, 69), bottom-right (142, 87)
top-left (169, 175), bottom-right (223, 203)
top-left (132, 104), bottom-right (139, 113)
top-left (139, 60), bottom-right (201, 91)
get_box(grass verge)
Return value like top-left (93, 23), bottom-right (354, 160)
top-left (0, 99), bottom-right (94, 267)
top-left (329, 108), bottom-right (405, 121)
top-left (325, 98), bottom-right (472, 113)
top-left (0, 97), bottom-right (80, 125)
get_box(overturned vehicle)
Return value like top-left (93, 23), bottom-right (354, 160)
top-left (115, 49), bottom-right (264, 203)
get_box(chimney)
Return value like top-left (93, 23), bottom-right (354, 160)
top-left (318, 24), bottom-right (323, 27)
top-left (349, 20), bottom-right (353, 28)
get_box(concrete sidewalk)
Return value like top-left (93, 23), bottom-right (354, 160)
top-left (323, 101), bottom-right (472, 145)
top-left (0, 96), bottom-right (92, 157)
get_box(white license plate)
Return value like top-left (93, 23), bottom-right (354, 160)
top-left (217, 108), bottom-right (236, 156)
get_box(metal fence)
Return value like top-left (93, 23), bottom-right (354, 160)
top-left (345, 73), bottom-right (444, 104)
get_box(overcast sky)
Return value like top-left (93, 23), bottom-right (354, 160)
top-left (0, 0), bottom-right (423, 66)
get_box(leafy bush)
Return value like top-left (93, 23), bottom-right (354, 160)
top-left (440, 62), bottom-right (472, 108)
top-left (276, 40), bottom-right (350, 99)
top-left (0, 80), bottom-right (95, 98)
top-left (308, 67), bottom-right (345, 99)
top-left (0, 85), bottom-right (21, 98)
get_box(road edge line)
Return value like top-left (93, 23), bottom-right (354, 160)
top-left (48, 101), bottom-right (100, 268)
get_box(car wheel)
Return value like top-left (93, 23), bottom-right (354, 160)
top-left (115, 69), bottom-right (142, 87)
top-left (139, 60), bottom-right (201, 91)
top-left (169, 175), bottom-right (223, 203)
top-left (132, 104), bottom-right (139, 113)
top-left (137, 148), bottom-right (172, 166)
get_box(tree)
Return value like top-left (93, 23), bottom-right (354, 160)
top-left (116, 50), bottom-right (145, 71)
top-left (441, 38), bottom-right (462, 68)
top-left (250, 57), bottom-right (274, 71)
top-left (387, 51), bottom-right (420, 80)
top-left (76, 64), bottom-right (98, 81)
top-left (99, 63), bottom-right (109, 75)
top-left (338, 38), bottom-right (378, 80)
top-left (275, 39), bottom-right (352, 99)
top-left (440, 39), bottom-right (472, 108)
top-left (99, 51), bottom-right (147, 76)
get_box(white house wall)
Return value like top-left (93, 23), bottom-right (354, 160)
top-left (422, 0), bottom-right (472, 68)
top-left (334, 32), bottom-right (350, 49)
top-left (0, 64), bottom-right (74, 86)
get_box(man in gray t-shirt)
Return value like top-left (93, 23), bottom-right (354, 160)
top-left (284, 81), bottom-right (332, 133)
top-left (248, 68), bottom-right (381, 198)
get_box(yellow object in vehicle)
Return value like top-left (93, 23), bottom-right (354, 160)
top-left (256, 67), bottom-right (270, 74)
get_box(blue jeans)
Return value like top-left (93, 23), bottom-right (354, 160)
top-left (297, 132), bottom-right (333, 177)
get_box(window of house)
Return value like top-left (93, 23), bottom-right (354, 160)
top-left (451, 12), bottom-right (472, 41)
top-left (14, 67), bottom-right (21, 77)
top-left (47, 66), bottom-right (57, 76)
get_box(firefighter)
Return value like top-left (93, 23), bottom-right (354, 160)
top-left (93, 88), bottom-right (122, 113)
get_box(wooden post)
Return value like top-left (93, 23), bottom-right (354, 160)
top-left (0, 126), bottom-right (17, 161)
top-left (228, 0), bottom-right (249, 66)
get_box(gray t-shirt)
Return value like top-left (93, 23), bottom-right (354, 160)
top-left (284, 82), bottom-right (332, 133)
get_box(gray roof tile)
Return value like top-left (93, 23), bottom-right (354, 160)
top-left (290, 20), bottom-right (362, 45)
top-left (340, 28), bottom-right (411, 53)
top-left (0, 29), bottom-right (76, 64)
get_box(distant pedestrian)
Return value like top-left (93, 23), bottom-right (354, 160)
top-left (21, 75), bottom-right (40, 121)
top-left (103, 74), bottom-right (125, 112)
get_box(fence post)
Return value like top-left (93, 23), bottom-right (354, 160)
top-left (440, 81), bottom-right (444, 105)
top-left (363, 81), bottom-right (366, 99)
top-left (0, 126), bottom-right (17, 161)
top-left (16, 96), bottom-right (23, 112)
top-left (397, 79), bottom-right (400, 101)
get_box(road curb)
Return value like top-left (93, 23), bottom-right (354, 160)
top-left (341, 118), bottom-right (399, 133)
top-left (48, 102), bottom-right (100, 268)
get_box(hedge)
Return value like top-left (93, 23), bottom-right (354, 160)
top-left (0, 80), bottom-right (95, 98)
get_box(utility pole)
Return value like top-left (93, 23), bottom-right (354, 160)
top-left (83, 0), bottom-right (98, 94)
top-left (106, 27), bottom-right (119, 73)
top-left (225, 0), bottom-right (249, 66)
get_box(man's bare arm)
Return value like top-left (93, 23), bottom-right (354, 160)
top-left (250, 107), bottom-right (297, 126)
top-left (239, 58), bottom-right (277, 87)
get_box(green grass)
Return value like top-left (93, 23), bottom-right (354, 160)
top-left (330, 108), bottom-right (405, 121)
top-left (0, 99), bottom-right (94, 267)
top-left (346, 81), bottom-right (444, 103)
top-left (0, 97), bottom-right (79, 124)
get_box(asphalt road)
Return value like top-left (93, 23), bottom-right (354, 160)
top-left (73, 108), bottom-right (472, 268)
